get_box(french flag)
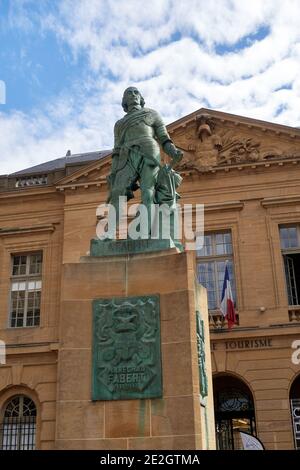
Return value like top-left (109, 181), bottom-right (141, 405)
top-left (220, 263), bottom-right (237, 329)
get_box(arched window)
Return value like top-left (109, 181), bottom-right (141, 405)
top-left (290, 374), bottom-right (300, 450)
top-left (0, 395), bottom-right (37, 450)
top-left (213, 375), bottom-right (256, 450)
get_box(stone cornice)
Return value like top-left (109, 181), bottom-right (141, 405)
top-left (0, 223), bottom-right (57, 237)
top-left (168, 107), bottom-right (300, 139)
top-left (4, 341), bottom-right (59, 356)
top-left (57, 177), bottom-right (108, 191)
top-left (180, 200), bottom-right (244, 213)
top-left (210, 322), bottom-right (300, 340)
top-left (0, 186), bottom-right (57, 198)
top-left (179, 156), bottom-right (300, 177)
top-left (204, 201), bottom-right (244, 212)
top-left (54, 156), bottom-right (300, 191)
top-left (0, 210), bottom-right (63, 223)
top-left (261, 195), bottom-right (300, 208)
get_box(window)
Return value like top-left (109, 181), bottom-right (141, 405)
top-left (0, 396), bottom-right (36, 450)
top-left (280, 225), bottom-right (300, 306)
top-left (10, 252), bottom-right (42, 327)
top-left (197, 232), bottom-right (236, 310)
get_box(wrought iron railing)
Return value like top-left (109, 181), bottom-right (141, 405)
top-left (0, 416), bottom-right (36, 450)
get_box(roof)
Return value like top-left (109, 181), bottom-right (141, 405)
top-left (6, 107), bottom-right (300, 178)
top-left (168, 107), bottom-right (300, 137)
top-left (9, 150), bottom-right (112, 177)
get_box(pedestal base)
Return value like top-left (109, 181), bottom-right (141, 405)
top-left (90, 237), bottom-right (183, 256)
top-left (56, 248), bottom-right (215, 449)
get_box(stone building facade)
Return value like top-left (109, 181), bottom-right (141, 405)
top-left (0, 108), bottom-right (300, 450)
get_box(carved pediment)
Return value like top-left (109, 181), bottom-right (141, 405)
top-left (56, 153), bottom-right (112, 189)
top-left (55, 108), bottom-right (300, 188)
top-left (170, 108), bottom-right (300, 172)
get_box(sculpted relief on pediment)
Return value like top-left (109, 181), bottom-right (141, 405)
top-left (173, 114), bottom-right (300, 172)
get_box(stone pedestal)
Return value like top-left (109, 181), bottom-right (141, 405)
top-left (56, 247), bottom-right (216, 450)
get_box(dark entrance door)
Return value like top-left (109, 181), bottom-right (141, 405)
top-left (213, 375), bottom-right (257, 450)
top-left (290, 374), bottom-right (300, 450)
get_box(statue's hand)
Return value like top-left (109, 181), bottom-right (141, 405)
top-left (164, 141), bottom-right (183, 159)
top-left (163, 141), bottom-right (183, 166)
top-left (174, 148), bottom-right (184, 162)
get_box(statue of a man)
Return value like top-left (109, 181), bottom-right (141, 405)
top-left (107, 87), bottom-right (183, 226)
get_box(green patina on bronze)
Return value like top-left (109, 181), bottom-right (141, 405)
top-left (92, 295), bottom-right (162, 400)
top-left (90, 237), bottom-right (183, 256)
top-left (103, 86), bottom-right (183, 243)
top-left (196, 310), bottom-right (208, 398)
top-left (107, 87), bottom-right (183, 209)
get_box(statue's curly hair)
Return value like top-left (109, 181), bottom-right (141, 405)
top-left (122, 87), bottom-right (145, 112)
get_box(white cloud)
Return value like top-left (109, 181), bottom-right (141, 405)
top-left (1, 0), bottom-right (300, 174)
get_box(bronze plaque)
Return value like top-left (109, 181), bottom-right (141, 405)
top-left (92, 295), bottom-right (162, 400)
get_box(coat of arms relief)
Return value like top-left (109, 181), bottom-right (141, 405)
top-left (172, 114), bottom-right (300, 172)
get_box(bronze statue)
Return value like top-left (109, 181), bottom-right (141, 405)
top-left (107, 87), bottom-right (183, 230)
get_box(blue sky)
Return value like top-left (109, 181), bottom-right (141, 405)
top-left (0, 0), bottom-right (90, 112)
top-left (0, 0), bottom-right (300, 174)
